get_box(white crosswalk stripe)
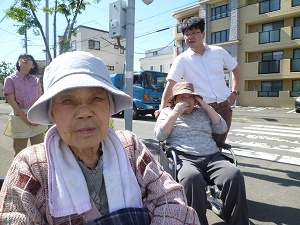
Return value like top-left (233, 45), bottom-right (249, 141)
top-left (228, 125), bottom-right (300, 166)
top-left (247, 107), bottom-right (266, 112)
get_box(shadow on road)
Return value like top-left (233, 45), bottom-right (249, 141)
top-left (240, 162), bottom-right (300, 183)
top-left (248, 199), bottom-right (300, 224)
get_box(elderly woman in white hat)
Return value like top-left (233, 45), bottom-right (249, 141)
top-left (0, 52), bottom-right (200, 225)
top-left (154, 81), bottom-right (249, 225)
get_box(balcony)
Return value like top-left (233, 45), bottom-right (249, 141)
top-left (244, 59), bottom-right (293, 78)
top-left (243, 27), bottom-right (299, 51)
top-left (291, 58), bottom-right (300, 72)
top-left (240, 2), bottom-right (300, 24)
top-left (258, 60), bottom-right (280, 74)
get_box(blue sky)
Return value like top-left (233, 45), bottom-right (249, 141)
top-left (0, 0), bottom-right (198, 71)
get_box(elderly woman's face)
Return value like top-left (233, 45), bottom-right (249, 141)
top-left (51, 87), bottom-right (111, 152)
top-left (174, 93), bottom-right (196, 114)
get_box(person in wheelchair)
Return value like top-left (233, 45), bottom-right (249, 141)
top-left (154, 81), bottom-right (249, 225)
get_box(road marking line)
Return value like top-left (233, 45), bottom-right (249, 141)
top-left (226, 140), bottom-right (300, 153)
top-left (242, 127), bottom-right (300, 134)
top-left (287, 109), bottom-right (296, 113)
top-left (231, 129), bottom-right (300, 138)
top-left (250, 125), bottom-right (300, 131)
top-left (223, 148), bottom-right (300, 166)
top-left (247, 108), bottom-right (266, 112)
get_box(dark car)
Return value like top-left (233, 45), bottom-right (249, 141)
top-left (296, 96), bottom-right (300, 113)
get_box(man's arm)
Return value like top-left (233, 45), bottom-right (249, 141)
top-left (154, 80), bottom-right (177, 118)
top-left (231, 65), bottom-right (241, 92)
top-left (228, 65), bottom-right (241, 106)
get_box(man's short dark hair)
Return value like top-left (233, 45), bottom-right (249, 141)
top-left (182, 17), bottom-right (205, 34)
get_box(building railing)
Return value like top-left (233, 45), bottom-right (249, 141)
top-left (291, 58), bottom-right (300, 72)
top-left (258, 60), bottom-right (280, 74)
top-left (292, 26), bottom-right (300, 40)
top-left (258, 91), bottom-right (279, 97)
top-left (292, 0), bottom-right (300, 7)
top-left (259, 29), bottom-right (280, 44)
top-left (290, 91), bottom-right (300, 97)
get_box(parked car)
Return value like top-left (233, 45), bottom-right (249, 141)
top-left (296, 96), bottom-right (300, 113)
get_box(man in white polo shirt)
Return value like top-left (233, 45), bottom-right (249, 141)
top-left (156, 16), bottom-right (241, 144)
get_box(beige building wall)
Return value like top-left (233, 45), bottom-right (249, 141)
top-left (170, 0), bottom-right (300, 108)
top-left (139, 46), bottom-right (174, 73)
top-left (71, 26), bottom-right (126, 74)
top-left (139, 53), bottom-right (174, 73)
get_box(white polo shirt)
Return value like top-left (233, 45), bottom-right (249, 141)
top-left (167, 45), bottom-right (237, 104)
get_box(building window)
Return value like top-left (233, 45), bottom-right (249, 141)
top-left (291, 49), bottom-right (300, 72)
top-left (258, 51), bottom-right (283, 74)
top-left (106, 65), bottom-right (114, 71)
top-left (71, 40), bottom-right (76, 51)
top-left (292, 17), bottom-right (300, 40)
top-left (153, 51), bottom-right (158, 56)
top-left (259, 21), bottom-right (283, 44)
top-left (88, 40), bottom-right (100, 50)
top-left (291, 80), bottom-right (300, 97)
top-left (177, 17), bottom-right (191, 34)
top-left (258, 81), bottom-right (282, 97)
top-left (177, 23), bottom-right (182, 33)
top-left (211, 4), bottom-right (230, 21)
top-left (260, 0), bottom-right (280, 14)
top-left (292, 0), bottom-right (300, 7)
top-left (211, 30), bottom-right (229, 44)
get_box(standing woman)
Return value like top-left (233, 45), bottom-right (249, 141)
top-left (3, 53), bottom-right (48, 156)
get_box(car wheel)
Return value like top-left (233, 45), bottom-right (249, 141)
top-left (132, 104), bottom-right (139, 120)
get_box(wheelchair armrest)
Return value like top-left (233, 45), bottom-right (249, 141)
top-left (158, 142), bottom-right (177, 179)
top-left (216, 142), bottom-right (232, 150)
top-left (159, 142), bottom-right (175, 156)
top-left (216, 142), bottom-right (237, 167)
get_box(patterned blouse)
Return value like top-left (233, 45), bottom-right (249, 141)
top-left (0, 130), bottom-right (200, 225)
top-left (4, 71), bottom-right (42, 109)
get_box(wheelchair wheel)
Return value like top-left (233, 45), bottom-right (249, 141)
top-left (206, 185), bottom-right (224, 217)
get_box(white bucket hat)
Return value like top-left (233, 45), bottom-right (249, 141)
top-left (28, 51), bottom-right (132, 124)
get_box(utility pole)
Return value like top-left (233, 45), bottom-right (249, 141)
top-left (24, 21), bottom-right (28, 53)
top-left (14, 24), bottom-right (28, 53)
top-left (109, 0), bottom-right (154, 131)
top-left (123, 0), bottom-right (135, 131)
top-left (45, 0), bottom-right (50, 66)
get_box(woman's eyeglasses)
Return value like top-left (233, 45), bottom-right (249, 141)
top-left (19, 56), bottom-right (32, 61)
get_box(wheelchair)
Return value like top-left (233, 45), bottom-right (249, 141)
top-left (158, 141), bottom-right (237, 217)
top-left (0, 178), bottom-right (4, 190)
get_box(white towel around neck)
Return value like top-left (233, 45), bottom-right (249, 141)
top-left (45, 125), bottom-right (143, 217)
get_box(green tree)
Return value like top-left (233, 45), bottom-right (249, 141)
top-left (0, 61), bottom-right (15, 85)
top-left (5, 0), bottom-right (101, 62)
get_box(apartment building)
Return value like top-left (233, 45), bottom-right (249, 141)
top-left (139, 46), bottom-right (174, 72)
top-left (70, 25), bottom-right (126, 74)
top-left (170, 0), bottom-right (300, 108)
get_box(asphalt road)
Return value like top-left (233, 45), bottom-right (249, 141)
top-left (1, 102), bottom-right (299, 224)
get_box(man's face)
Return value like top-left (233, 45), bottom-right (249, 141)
top-left (183, 28), bottom-right (205, 48)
